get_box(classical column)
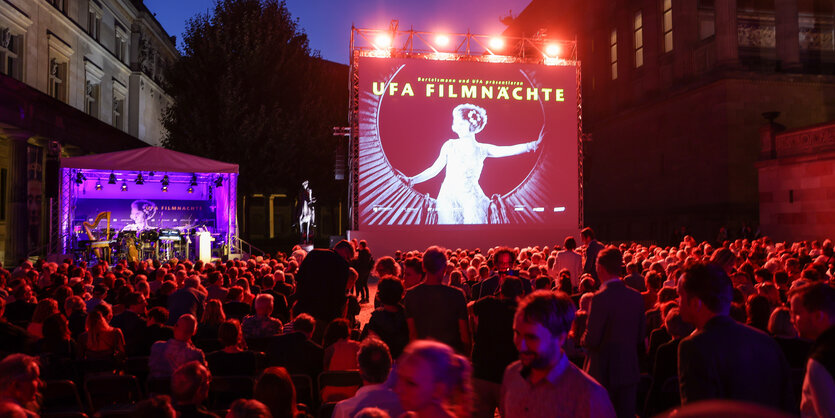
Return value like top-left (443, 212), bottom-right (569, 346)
top-left (6, 136), bottom-right (29, 265)
top-left (715, 0), bottom-right (740, 67)
top-left (775, 0), bottom-right (801, 71)
top-left (674, 0), bottom-right (699, 79)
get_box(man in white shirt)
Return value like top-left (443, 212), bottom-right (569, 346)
top-left (789, 282), bottom-right (835, 418)
top-left (556, 237), bottom-right (583, 291)
top-left (333, 338), bottom-right (402, 418)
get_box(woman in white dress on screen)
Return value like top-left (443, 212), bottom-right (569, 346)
top-left (400, 103), bottom-right (542, 224)
top-left (121, 200), bottom-right (156, 232)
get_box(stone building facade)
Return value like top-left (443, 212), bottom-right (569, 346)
top-left (0, 0), bottom-right (177, 264)
top-left (505, 0), bottom-right (835, 244)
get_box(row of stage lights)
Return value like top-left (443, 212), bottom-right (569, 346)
top-left (75, 171), bottom-right (224, 194)
top-left (371, 34), bottom-right (563, 58)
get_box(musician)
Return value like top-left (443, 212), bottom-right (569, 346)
top-left (295, 180), bottom-right (316, 224)
top-left (122, 200), bottom-right (157, 232)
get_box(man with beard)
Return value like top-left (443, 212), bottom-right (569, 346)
top-left (500, 291), bottom-right (614, 418)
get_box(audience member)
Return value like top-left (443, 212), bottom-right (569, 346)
top-left (789, 282), bottom-right (835, 417)
top-left (361, 276), bottom-right (409, 359)
top-left (677, 262), bottom-right (793, 411)
top-left (501, 291), bottom-right (615, 418)
top-left (404, 247), bottom-right (470, 353)
top-left (226, 399), bottom-right (272, 418)
top-left (196, 299), bottom-right (226, 342)
top-left (581, 227), bottom-right (604, 281)
top-left (333, 338), bottom-right (402, 418)
top-left (168, 277), bottom-right (206, 326)
top-left (768, 306), bottom-right (811, 369)
top-left (0, 299), bottom-right (29, 354)
top-left (582, 247), bottom-right (645, 418)
top-left (0, 354), bottom-right (40, 417)
top-left (254, 367), bottom-right (297, 418)
top-left (645, 308), bottom-right (694, 415)
top-left (556, 237), bottom-right (583, 290)
top-left (171, 361), bottom-right (217, 418)
top-left (27, 298), bottom-right (59, 339)
top-left (135, 394), bottom-right (177, 418)
top-left (293, 240), bottom-right (354, 340)
top-left (150, 314), bottom-right (205, 378)
top-left (395, 340), bottom-right (472, 418)
top-left (242, 294), bottom-right (282, 339)
top-left (323, 318), bottom-right (360, 371)
top-left (79, 309), bottom-right (125, 361)
top-left (207, 319), bottom-right (257, 377)
top-left (110, 291), bottom-right (148, 356)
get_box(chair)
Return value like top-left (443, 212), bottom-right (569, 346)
top-left (83, 374), bottom-right (142, 413)
top-left (124, 357), bottom-right (150, 388)
top-left (318, 402), bottom-right (337, 418)
top-left (208, 375), bottom-right (255, 410)
top-left (194, 338), bottom-right (223, 353)
top-left (40, 380), bottom-right (85, 414)
top-left (246, 337), bottom-right (273, 353)
top-left (291, 374), bottom-right (315, 410)
top-left (317, 371), bottom-right (362, 403)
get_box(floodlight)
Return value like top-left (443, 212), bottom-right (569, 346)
top-left (489, 37), bottom-right (504, 50)
top-left (135, 173), bottom-right (144, 185)
top-left (375, 34), bottom-right (391, 48)
top-left (545, 43), bottom-right (561, 57)
top-left (435, 35), bottom-right (450, 47)
top-left (121, 181), bottom-right (128, 192)
top-left (95, 181), bottom-right (102, 191)
top-left (108, 172), bottom-right (117, 184)
top-left (190, 173), bottom-right (198, 187)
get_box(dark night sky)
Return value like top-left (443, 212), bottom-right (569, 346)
top-left (142, 0), bottom-right (531, 64)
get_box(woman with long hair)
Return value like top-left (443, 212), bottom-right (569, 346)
top-left (27, 298), bottom-right (59, 339)
top-left (395, 340), bottom-right (473, 418)
top-left (400, 103), bottom-right (542, 224)
top-left (195, 299), bottom-right (226, 341)
top-left (79, 310), bottom-right (125, 361)
top-left (254, 367), bottom-right (298, 418)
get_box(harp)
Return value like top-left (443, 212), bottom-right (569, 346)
top-left (83, 211), bottom-right (111, 261)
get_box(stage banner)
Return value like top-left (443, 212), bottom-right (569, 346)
top-left (74, 198), bottom-right (214, 232)
top-left (357, 57), bottom-right (578, 228)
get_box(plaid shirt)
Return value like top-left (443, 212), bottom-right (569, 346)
top-left (241, 315), bottom-right (282, 339)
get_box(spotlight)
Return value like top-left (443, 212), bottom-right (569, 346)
top-left (162, 175), bottom-right (170, 187)
top-left (187, 186), bottom-right (194, 194)
top-left (148, 171), bottom-right (155, 177)
top-left (135, 173), bottom-right (144, 185)
top-left (95, 181), bottom-right (102, 191)
top-left (121, 181), bottom-right (128, 192)
top-left (214, 175), bottom-right (223, 188)
top-left (161, 185), bottom-right (168, 192)
top-left (108, 172), bottom-right (117, 184)
top-left (545, 43), bottom-right (561, 58)
top-left (435, 34), bottom-right (450, 47)
top-left (75, 171), bottom-right (86, 185)
top-left (374, 34), bottom-right (391, 48)
top-left (190, 173), bottom-right (198, 187)
top-left (489, 37), bottom-right (504, 50)
top-left (208, 187), bottom-right (213, 200)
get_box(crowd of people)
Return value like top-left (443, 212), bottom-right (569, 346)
top-left (0, 227), bottom-right (834, 418)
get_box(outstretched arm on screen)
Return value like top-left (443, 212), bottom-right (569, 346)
top-left (484, 132), bottom-right (543, 158)
top-left (401, 141), bottom-right (450, 187)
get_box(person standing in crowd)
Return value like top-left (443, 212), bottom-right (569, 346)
top-left (293, 240), bottom-right (354, 341)
top-left (354, 240), bottom-right (375, 304)
top-left (361, 276), bottom-right (409, 359)
top-left (333, 338), bottom-right (403, 418)
top-left (110, 292), bottom-right (148, 357)
top-left (789, 282), bottom-right (835, 417)
top-left (501, 291), bottom-right (615, 418)
top-left (167, 277), bottom-right (206, 326)
top-left (470, 277), bottom-right (523, 418)
top-left (556, 237), bottom-right (583, 291)
top-left (404, 246), bottom-right (470, 354)
top-left (677, 262), bottom-right (794, 411)
top-left (582, 247), bottom-right (644, 418)
top-left (581, 227), bottom-right (604, 281)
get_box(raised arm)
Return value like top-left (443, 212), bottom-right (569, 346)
top-left (405, 141), bottom-right (450, 187)
top-left (484, 134), bottom-right (542, 158)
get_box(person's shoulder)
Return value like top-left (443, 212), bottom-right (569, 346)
top-left (503, 360), bottom-right (523, 377)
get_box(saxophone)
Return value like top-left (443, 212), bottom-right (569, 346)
top-left (83, 211), bottom-right (111, 259)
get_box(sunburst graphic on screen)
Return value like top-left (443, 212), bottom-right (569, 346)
top-left (358, 65), bottom-right (556, 226)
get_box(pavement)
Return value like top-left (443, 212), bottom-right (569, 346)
top-left (355, 278), bottom-right (379, 328)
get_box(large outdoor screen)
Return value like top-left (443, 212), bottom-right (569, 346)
top-left (357, 56), bottom-right (578, 229)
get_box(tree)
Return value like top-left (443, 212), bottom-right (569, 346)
top-left (162, 0), bottom-right (347, 199)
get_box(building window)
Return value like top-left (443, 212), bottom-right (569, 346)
top-left (115, 25), bottom-right (128, 63)
top-left (634, 11), bottom-right (644, 67)
top-left (47, 0), bottom-right (66, 13)
top-left (48, 58), bottom-right (68, 102)
top-left (663, 0), bottom-right (674, 52)
top-left (88, 4), bottom-right (102, 41)
top-left (610, 28), bottom-right (618, 79)
top-left (85, 80), bottom-right (99, 117)
top-left (0, 28), bottom-right (22, 81)
top-left (112, 79), bottom-right (127, 131)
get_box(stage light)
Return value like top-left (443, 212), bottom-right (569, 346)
top-left (190, 173), bottom-right (198, 187)
top-left (489, 37), bottom-right (504, 50)
top-left (108, 172), bottom-right (117, 184)
top-left (148, 171), bottom-right (155, 177)
top-left (75, 171), bottom-right (85, 185)
top-left (95, 181), bottom-right (102, 191)
top-left (161, 185), bottom-right (168, 192)
top-left (162, 175), bottom-right (170, 187)
top-left (187, 186), bottom-right (194, 194)
top-left (214, 175), bottom-right (223, 188)
top-left (374, 34), bottom-right (391, 49)
top-left (545, 43), bottom-right (561, 57)
top-left (135, 173), bottom-right (144, 185)
top-left (121, 181), bottom-right (127, 192)
top-left (435, 35), bottom-right (450, 47)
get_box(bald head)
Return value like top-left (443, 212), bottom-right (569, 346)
top-left (174, 314), bottom-right (197, 342)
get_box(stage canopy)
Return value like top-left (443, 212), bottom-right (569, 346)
top-left (61, 147), bottom-right (239, 173)
top-left (59, 147), bottom-right (239, 259)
